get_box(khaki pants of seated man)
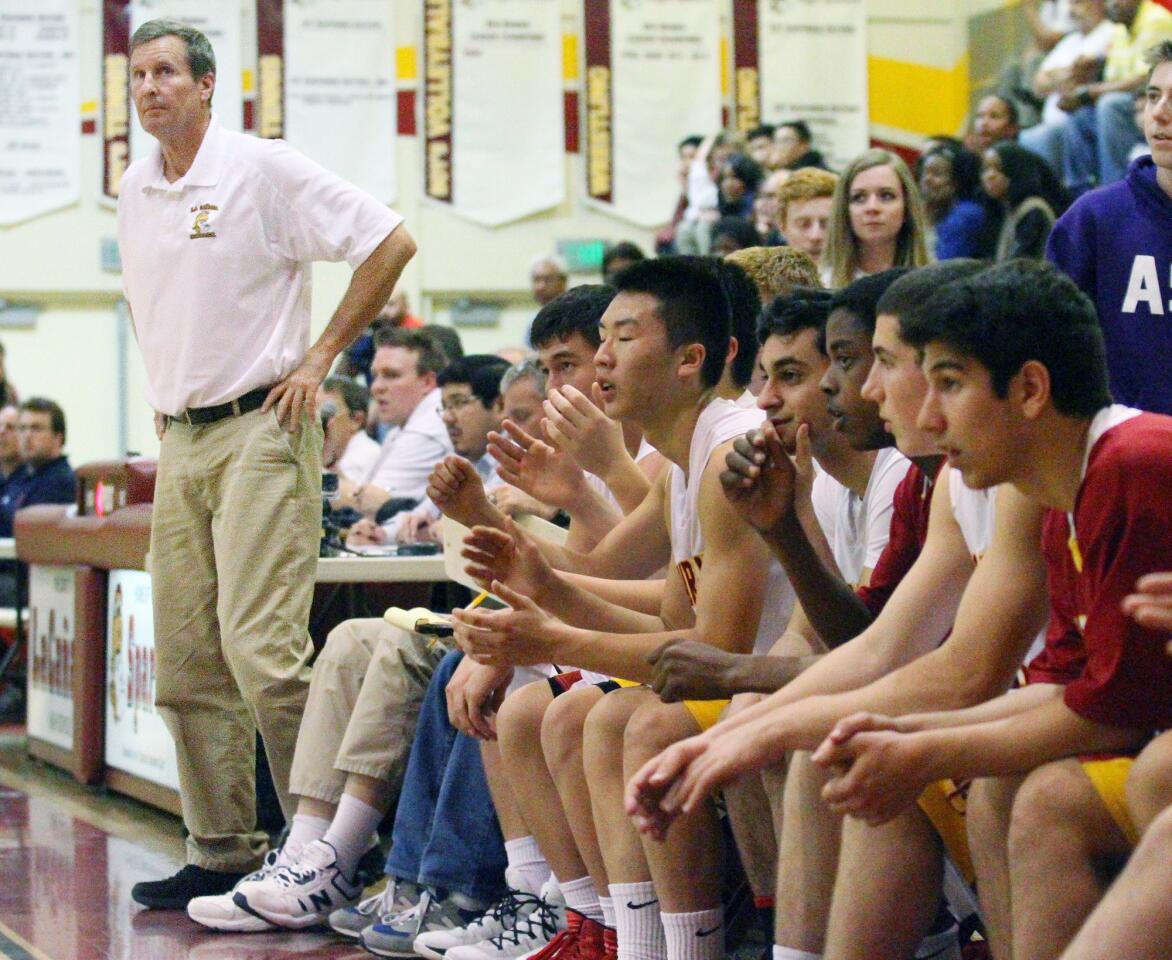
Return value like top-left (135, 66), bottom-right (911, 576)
top-left (152, 409), bottom-right (320, 872)
top-left (289, 619), bottom-right (447, 805)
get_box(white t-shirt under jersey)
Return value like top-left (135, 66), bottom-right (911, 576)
top-left (810, 447), bottom-right (909, 587)
top-left (668, 397), bottom-right (795, 655)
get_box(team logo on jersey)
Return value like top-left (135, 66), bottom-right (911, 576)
top-left (189, 203), bottom-right (219, 239)
top-left (677, 554), bottom-right (703, 607)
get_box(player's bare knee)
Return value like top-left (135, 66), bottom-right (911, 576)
top-left (582, 687), bottom-right (648, 764)
top-left (1125, 734), bottom-right (1172, 830)
top-left (496, 678), bottom-right (552, 749)
top-left (540, 686), bottom-right (598, 774)
top-left (1009, 762), bottom-right (1098, 857)
top-left (623, 699), bottom-right (698, 759)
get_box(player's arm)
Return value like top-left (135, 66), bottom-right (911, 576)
top-left (560, 574), bottom-right (666, 617)
top-left (456, 443), bottom-right (769, 680)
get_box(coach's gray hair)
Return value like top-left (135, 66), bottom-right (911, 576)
top-left (130, 18), bottom-right (216, 104)
top-left (500, 357), bottom-right (547, 397)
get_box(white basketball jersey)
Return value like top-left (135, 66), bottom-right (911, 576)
top-left (668, 398), bottom-right (795, 655)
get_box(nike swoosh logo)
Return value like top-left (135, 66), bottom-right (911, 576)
top-left (695, 926), bottom-right (721, 938)
top-left (626, 899), bottom-right (659, 910)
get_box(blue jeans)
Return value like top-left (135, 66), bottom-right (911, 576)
top-left (1063, 92), bottom-right (1143, 194)
top-left (1020, 120), bottom-right (1066, 177)
top-left (385, 650), bottom-right (506, 902)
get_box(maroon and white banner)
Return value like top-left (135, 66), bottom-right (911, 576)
top-left (283, 0), bottom-right (396, 203)
top-left (102, 0), bottom-right (130, 201)
top-left (424, 0), bottom-right (563, 225)
top-left (26, 566), bottom-right (76, 752)
top-left (0, 0), bottom-right (80, 225)
top-left (733, 0), bottom-right (868, 171)
top-left (583, 0), bottom-right (722, 228)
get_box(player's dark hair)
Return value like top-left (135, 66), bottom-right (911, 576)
top-left (756, 288), bottom-right (834, 350)
top-left (529, 285), bottom-right (616, 351)
top-left (876, 261), bottom-right (986, 336)
top-left (612, 258), bottom-right (731, 388)
top-left (901, 260), bottom-right (1112, 416)
top-left (828, 268), bottom-right (911, 337)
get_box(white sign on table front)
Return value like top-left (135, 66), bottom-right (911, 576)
top-left (25, 565), bottom-right (76, 751)
top-left (105, 570), bottom-right (179, 791)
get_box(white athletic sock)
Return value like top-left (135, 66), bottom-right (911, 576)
top-left (599, 894), bottom-right (617, 930)
top-left (321, 794), bottom-right (382, 878)
top-left (285, 812), bottom-right (331, 858)
top-left (611, 882), bottom-right (666, 960)
top-left (662, 907), bottom-right (723, 960)
top-left (504, 835), bottom-right (552, 895)
top-left (560, 875), bottom-right (604, 923)
top-left (773, 946), bottom-right (821, 960)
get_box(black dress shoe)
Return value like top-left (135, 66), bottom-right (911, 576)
top-left (131, 864), bottom-right (249, 910)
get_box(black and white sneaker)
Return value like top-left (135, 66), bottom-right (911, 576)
top-left (231, 839), bottom-right (363, 930)
top-left (131, 864), bottom-right (248, 911)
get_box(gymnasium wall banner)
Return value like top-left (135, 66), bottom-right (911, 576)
top-left (424, 0), bottom-right (564, 226)
top-left (582, 0), bottom-right (722, 228)
top-left (0, 0), bottom-right (80, 226)
top-left (284, 0), bottom-right (397, 204)
top-left (732, 0), bottom-right (868, 172)
top-left (103, 0), bottom-right (243, 201)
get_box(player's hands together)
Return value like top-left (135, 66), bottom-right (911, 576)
top-left (452, 581), bottom-right (563, 667)
top-left (489, 485), bottom-right (559, 522)
top-left (445, 656), bottom-right (514, 741)
top-left (542, 384), bottom-right (627, 478)
top-left (1122, 572), bottom-right (1172, 638)
top-left (811, 713), bottom-right (929, 825)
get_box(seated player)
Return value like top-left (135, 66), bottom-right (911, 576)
top-left (627, 267), bottom-right (1056, 960)
top-left (452, 258), bottom-right (802, 960)
top-left (805, 260), bottom-right (1172, 959)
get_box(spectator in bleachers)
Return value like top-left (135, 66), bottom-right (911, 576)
top-left (1019, 0), bottom-right (1116, 176)
top-left (982, 141), bottom-right (1069, 259)
top-left (530, 255), bottom-right (568, 307)
top-left (717, 153), bottom-right (765, 220)
top-left (655, 135), bottom-right (704, 254)
top-left (420, 324), bottom-right (464, 362)
top-left (776, 167), bottom-right (838, 263)
top-left (1046, 39), bottom-right (1172, 415)
top-left (0, 342), bottom-right (17, 408)
top-left (752, 169), bottom-right (789, 246)
top-left (675, 131), bottom-right (741, 255)
top-left (918, 143), bottom-right (996, 259)
top-left (1061, 0), bottom-right (1172, 195)
top-left (601, 241), bottom-right (646, 285)
top-left (967, 93), bottom-right (1021, 153)
top-left (823, 149), bottom-right (930, 288)
top-left (773, 120), bottom-right (830, 171)
top-left (710, 216), bottom-right (762, 257)
top-left (319, 376), bottom-right (380, 485)
top-left (0, 406), bottom-right (21, 490)
top-left (723, 246), bottom-right (821, 304)
top-left (745, 123), bottom-right (776, 167)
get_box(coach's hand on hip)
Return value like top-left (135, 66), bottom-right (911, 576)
top-left (263, 347), bottom-right (332, 431)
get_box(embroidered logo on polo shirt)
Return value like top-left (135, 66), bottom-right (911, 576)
top-left (189, 203), bottom-right (219, 239)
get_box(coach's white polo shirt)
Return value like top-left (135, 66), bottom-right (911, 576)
top-left (117, 115), bottom-right (403, 416)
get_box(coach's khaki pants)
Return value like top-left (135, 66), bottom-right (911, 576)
top-left (152, 408), bottom-right (320, 871)
top-left (289, 619), bottom-right (446, 804)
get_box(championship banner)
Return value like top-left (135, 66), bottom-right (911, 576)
top-left (582, 0), bottom-right (722, 228)
top-left (255, 0), bottom-right (283, 138)
top-left (284, 0), bottom-right (396, 204)
top-left (100, 0), bottom-right (243, 200)
top-left (734, 0), bottom-right (869, 172)
top-left (423, 0), bottom-right (563, 225)
top-left (0, 0), bottom-right (81, 225)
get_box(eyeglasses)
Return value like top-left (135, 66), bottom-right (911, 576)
top-left (437, 395), bottom-right (478, 414)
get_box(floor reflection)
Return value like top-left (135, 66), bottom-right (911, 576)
top-left (0, 783), bottom-right (375, 960)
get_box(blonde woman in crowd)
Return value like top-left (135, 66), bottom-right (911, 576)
top-left (822, 148), bottom-right (930, 288)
